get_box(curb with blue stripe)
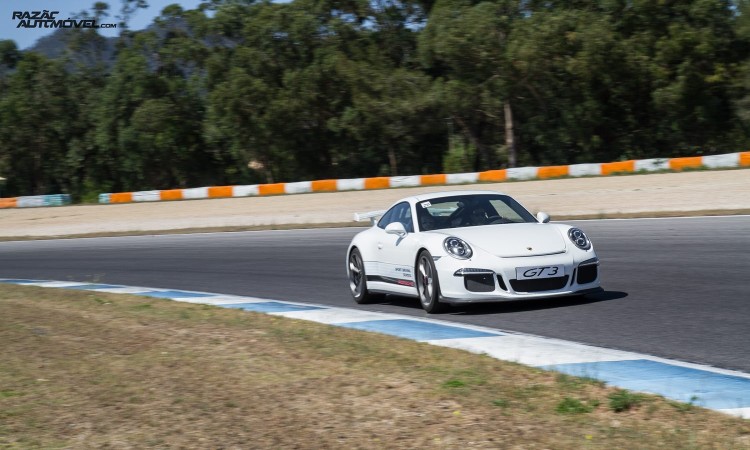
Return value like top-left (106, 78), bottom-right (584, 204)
top-left (3, 278), bottom-right (749, 419)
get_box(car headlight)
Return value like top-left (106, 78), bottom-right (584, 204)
top-left (567, 228), bottom-right (592, 250)
top-left (443, 237), bottom-right (473, 259)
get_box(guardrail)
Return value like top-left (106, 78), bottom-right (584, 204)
top-left (0, 194), bottom-right (71, 209)
top-left (97, 151), bottom-right (750, 204)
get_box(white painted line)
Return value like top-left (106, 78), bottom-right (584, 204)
top-left (566, 214), bottom-right (750, 223)
top-left (430, 335), bottom-right (637, 367)
top-left (270, 307), bottom-right (406, 324)
top-left (90, 287), bottom-right (157, 294)
top-left (23, 281), bottom-right (93, 288)
top-left (171, 295), bottom-right (265, 305)
top-left (720, 407), bottom-right (750, 419)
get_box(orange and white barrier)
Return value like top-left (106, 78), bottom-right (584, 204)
top-left (98, 151), bottom-right (750, 204)
top-left (0, 194), bottom-right (71, 209)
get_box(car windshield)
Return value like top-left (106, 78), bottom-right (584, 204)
top-left (416, 194), bottom-right (537, 231)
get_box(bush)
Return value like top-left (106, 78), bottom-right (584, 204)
top-left (556, 397), bottom-right (599, 414)
top-left (608, 389), bottom-right (645, 412)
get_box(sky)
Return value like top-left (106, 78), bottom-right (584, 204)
top-left (2, 0), bottom-right (205, 49)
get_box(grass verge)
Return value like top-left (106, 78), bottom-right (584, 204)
top-left (1, 284), bottom-right (749, 448)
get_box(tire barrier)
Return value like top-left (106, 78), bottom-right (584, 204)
top-left (97, 151), bottom-right (750, 205)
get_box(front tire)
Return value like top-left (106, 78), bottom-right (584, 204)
top-left (348, 248), bottom-right (383, 304)
top-left (417, 250), bottom-right (446, 313)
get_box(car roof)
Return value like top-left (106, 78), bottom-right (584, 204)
top-left (405, 190), bottom-right (507, 203)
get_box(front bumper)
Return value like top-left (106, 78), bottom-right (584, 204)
top-left (435, 251), bottom-right (601, 303)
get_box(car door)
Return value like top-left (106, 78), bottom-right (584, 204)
top-left (376, 202), bottom-right (419, 293)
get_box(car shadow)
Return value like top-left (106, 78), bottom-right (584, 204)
top-left (452, 290), bottom-right (628, 315)
top-left (378, 295), bottom-right (428, 311)
top-left (377, 290), bottom-right (628, 315)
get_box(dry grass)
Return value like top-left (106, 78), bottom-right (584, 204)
top-left (1, 284), bottom-right (748, 449)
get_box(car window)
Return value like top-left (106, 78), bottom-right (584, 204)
top-left (378, 202), bottom-right (414, 232)
top-left (397, 203), bottom-right (414, 232)
top-left (488, 200), bottom-right (528, 223)
top-left (417, 194), bottom-right (536, 231)
top-left (377, 207), bottom-right (395, 229)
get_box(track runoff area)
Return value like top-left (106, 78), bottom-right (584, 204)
top-left (3, 277), bottom-right (749, 419)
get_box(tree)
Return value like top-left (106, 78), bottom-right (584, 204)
top-left (419, 0), bottom-right (524, 169)
top-left (0, 54), bottom-right (77, 195)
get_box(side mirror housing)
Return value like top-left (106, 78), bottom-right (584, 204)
top-left (536, 212), bottom-right (550, 223)
top-left (385, 221), bottom-right (407, 237)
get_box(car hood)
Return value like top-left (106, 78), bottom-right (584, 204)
top-left (429, 223), bottom-right (567, 258)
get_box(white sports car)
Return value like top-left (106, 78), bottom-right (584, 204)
top-left (346, 190), bottom-right (602, 312)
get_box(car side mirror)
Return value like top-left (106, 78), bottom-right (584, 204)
top-left (536, 212), bottom-right (550, 223)
top-left (385, 221), bottom-right (407, 237)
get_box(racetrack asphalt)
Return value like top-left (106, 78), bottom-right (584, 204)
top-left (1, 215), bottom-right (748, 372)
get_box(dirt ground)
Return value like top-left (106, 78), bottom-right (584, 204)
top-left (1, 169), bottom-right (748, 238)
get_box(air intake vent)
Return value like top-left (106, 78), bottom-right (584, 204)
top-left (510, 276), bottom-right (569, 293)
top-left (577, 265), bottom-right (598, 284)
top-left (464, 274), bottom-right (495, 292)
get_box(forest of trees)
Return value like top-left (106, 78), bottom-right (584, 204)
top-left (1, 0), bottom-right (750, 200)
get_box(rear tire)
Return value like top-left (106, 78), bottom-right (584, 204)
top-left (348, 248), bottom-right (383, 304)
top-left (416, 250), bottom-right (447, 313)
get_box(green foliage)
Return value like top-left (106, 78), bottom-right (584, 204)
top-left (555, 397), bottom-right (599, 415)
top-left (0, 40), bottom-right (20, 70)
top-left (491, 398), bottom-right (509, 408)
top-left (442, 379), bottom-right (466, 388)
top-left (1, 0), bottom-right (749, 197)
top-left (608, 389), bottom-right (646, 413)
top-left (555, 373), bottom-right (605, 390)
top-left (0, 390), bottom-right (23, 398)
top-left (442, 136), bottom-right (476, 173)
top-left (668, 395), bottom-right (699, 413)
top-left (0, 54), bottom-right (77, 196)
